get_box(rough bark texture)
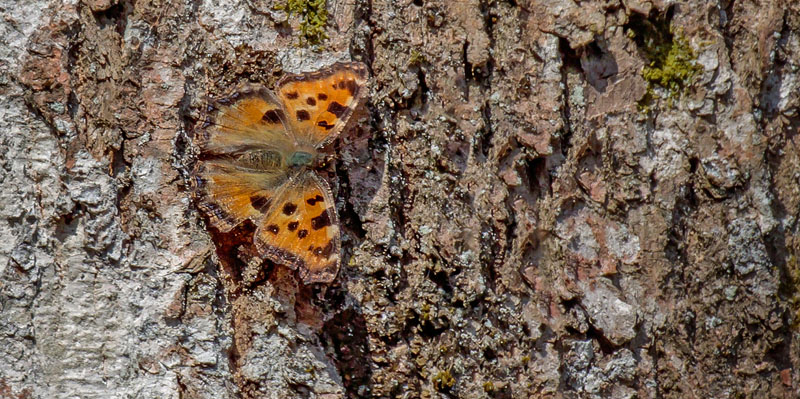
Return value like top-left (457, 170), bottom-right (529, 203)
top-left (2, 0), bottom-right (799, 398)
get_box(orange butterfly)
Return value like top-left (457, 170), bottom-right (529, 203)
top-left (192, 62), bottom-right (368, 284)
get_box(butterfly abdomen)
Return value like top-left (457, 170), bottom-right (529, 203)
top-left (237, 149), bottom-right (283, 170)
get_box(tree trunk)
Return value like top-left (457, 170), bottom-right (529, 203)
top-left (2, 0), bottom-right (799, 398)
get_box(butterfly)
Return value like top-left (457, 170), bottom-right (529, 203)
top-left (192, 61), bottom-right (368, 284)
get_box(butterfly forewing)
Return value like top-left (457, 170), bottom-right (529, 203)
top-left (198, 85), bottom-right (293, 155)
top-left (277, 62), bottom-right (368, 148)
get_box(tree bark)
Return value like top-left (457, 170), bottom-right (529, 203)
top-left (2, 0), bottom-right (799, 398)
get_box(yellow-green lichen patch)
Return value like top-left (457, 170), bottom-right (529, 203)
top-left (627, 13), bottom-right (702, 111)
top-left (432, 369), bottom-right (455, 392)
top-left (419, 303), bottom-right (432, 321)
top-left (276, 0), bottom-right (328, 46)
top-left (641, 31), bottom-right (701, 93)
top-left (409, 49), bottom-right (427, 66)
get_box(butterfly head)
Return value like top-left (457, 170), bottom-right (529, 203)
top-left (312, 152), bottom-right (336, 170)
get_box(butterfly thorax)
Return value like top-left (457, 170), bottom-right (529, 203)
top-left (288, 151), bottom-right (314, 167)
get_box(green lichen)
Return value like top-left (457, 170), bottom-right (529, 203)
top-left (432, 370), bottom-right (455, 392)
top-left (409, 50), bottom-right (427, 66)
top-left (641, 31), bottom-right (701, 93)
top-left (276, 0), bottom-right (328, 46)
top-left (629, 16), bottom-right (702, 112)
top-left (419, 303), bottom-right (432, 321)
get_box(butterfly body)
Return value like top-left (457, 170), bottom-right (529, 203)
top-left (287, 150), bottom-right (315, 167)
top-left (236, 149), bottom-right (285, 170)
top-left (192, 62), bottom-right (367, 284)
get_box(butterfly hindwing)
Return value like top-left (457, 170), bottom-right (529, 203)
top-left (192, 160), bottom-right (287, 232)
top-left (277, 62), bottom-right (368, 147)
top-left (255, 171), bottom-right (340, 284)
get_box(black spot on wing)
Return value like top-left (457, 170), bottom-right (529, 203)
top-left (286, 91), bottom-right (299, 99)
top-left (311, 241), bottom-right (334, 258)
top-left (327, 101), bottom-right (348, 118)
top-left (339, 79), bottom-right (357, 96)
top-left (298, 229), bottom-right (308, 239)
top-left (267, 224), bottom-right (280, 234)
top-left (317, 93), bottom-right (328, 100)
top-left (261, 109), bottom-right (283, 124)
top-left (311, 209), bottom-right (332, 230)
top-left (317, 120), bottom-right (335, 130)
top-left (250, 195), bottom-right (271, 211)
top-left (296, 110), bottom-right (310, 121)
top-left (306, 195), bottom-right (324, 205)
top-left (288, 221), bottom-right (299, 231)
top-left (321, 241), bottom-right (334, 257)
top-left (306, 97), bottom-right (316, 106)
top-left (282, 202), bottom-right (297, 215)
